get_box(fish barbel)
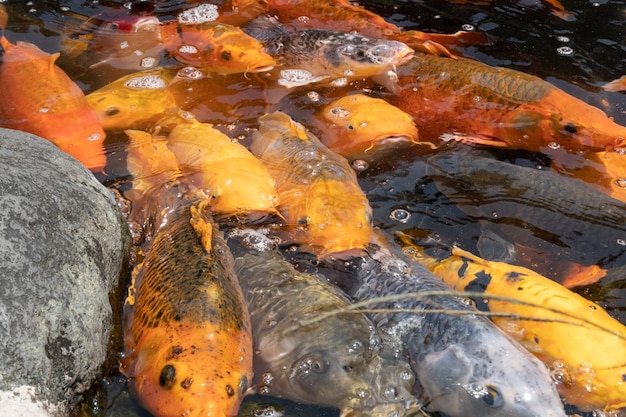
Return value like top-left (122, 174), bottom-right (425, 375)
top-left (387, 54), bottom-right (626, 152)
top-left (121, 196), bottom-right (253, 417)
top-left (313, 94), bottom-right (420, 161)
top-left (227, 228), bottom-right (418, 417)
top-left (397, 232), bottom-right (626, 411)
top-left (243, 16), bottom-right (414, 87)
top-left (0, 5), bottom-right (106, 171)
top-left (251, 111), bottom-right (372, 257)
top-left (337, 232), bottom-right (568, 417)
top-left (425, 151), bottom-right (626, 272)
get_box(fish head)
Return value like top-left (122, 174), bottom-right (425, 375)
top-left (86, 70), bottom-right (177, 130)
top-left (169, 22), bottom-right (275, 73)
top-left (122, 323), bottom-right (252, 417)
top-left (87, 9), bottom-right (164, 70)
top-left (320, 94), bottom-right (419, 159)
top-left (324, 35), bottom-right (414, 78)
top-left (418, 342), bottom-right (567, 417)
top-left (500, 90), bottom-right (626, 151)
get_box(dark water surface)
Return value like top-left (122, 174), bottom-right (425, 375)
top-left (1, 0), bottom-right (625, 416)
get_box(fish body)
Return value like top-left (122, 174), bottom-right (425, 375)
top-left (165, 115), bottom-right (280, 219)
top-left (251, 111), bottom-right (372, 257)
top-left (86, 67), bottom-right (179, 131)
top-left (0, 22), bottom-right (106, 170)
top-left (227, 228), bottom-right (417, 416)
top-left (603, 75), bottom-right (626, 92)
top-left (389, 54), bottom-right (626, 152)
top-left (341, 234), bottom-right (568, 417)
top-left (425, 152), bottom-right (626, 270)
top-left (398, 234), bottom-right (626, 411)
top-left (243, 16), bottom-right (414, 87)
top-left (314, 93), bottom-right (420, 161)
top-left (121, 197), bottom-right (253, 417)
top-left (161, 20), bottom-right (275, 73)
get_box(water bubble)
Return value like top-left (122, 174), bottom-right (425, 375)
top-left (330, 77), bottom-right (348, 87)
top-left (461, 24), bottom-right (475, 31)
top-left (119, 40), bottom-right (129, 49)
top-left (38, 107), bottom-right (50, 113)
top-left (140, 56), bottom-right (157, 68)
top-left (347, 340), bottom-right (364, 353)
top-left (556, 46), bottom-right (574, 56)
top-left (355, 388), bottom-right (371, 399)
top-left (547, 141), bottom-right (561, 149)
top-left (258, 385), bottom-right (271, 394)
top-left (297, 15), bottom-right (310, 24)
top-left (557, 35), bottom-right (571, 42)
top-left (352, 159), bottom-right (369, 171)
top-left (279, 69), bottom-right (315, 84)
top-left (178, 45), bottom-right (199, 54)
top-left (359, 121), bottom-right (368, 128)
top-left (383, 386), bottom-right (398, 400)
top-left (178, 66), bottom-right (204, 79)
top-left (615, 178), bottom-right (626, 188)
top-left (86, 133), bottom-right (102, 142)
top-left (389, 209), bottom-right (411, 223)
top-left (261, 372), bottom-right (274, 385)
top-left (617, 238), bottom-right (626, 246)
top-left (491, 211), bottom-right (499, 218)
top-left (330, 106), bottom-right (351, 118)
top-left (124, 74), bottom-right (167, 89)
top-left (307, 91), bottom-right (320, 102)
top-left (178, 3), bottom-right (219, 24)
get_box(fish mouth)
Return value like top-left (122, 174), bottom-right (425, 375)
top-left (248, 63), bottom-right (275, 73)
top-left (395, 47), bottom-right (415, 65)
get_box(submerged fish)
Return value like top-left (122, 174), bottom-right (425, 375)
top-left (0, 5), bottom-right (106, 171)
top-left (335, 232), bottom-right (568, 417)
top-left (121, 196), bottom-right (253, 417)
top-left (425, 152), bottom-right (626, 273)
top-left (397, 232), bottom-right (626, 412)
top-left (243, 16), bottom-right (414, 87)
top-left (86, 67), bottom-right (179, 131)
top-left (387, 54), bottom-right (626, 152)
top-left (251, 111), bottom-right (373, 257)
top-left (602, 75), bottom-right (626, 92)
top-left (313, 94), bottom-right (420, 161)
top-left (164, 113), bottom-right (280, 219)
top-left (160, 20), bottom-right (276, 74)
top-left (227, 228), bottom-right (418, 416)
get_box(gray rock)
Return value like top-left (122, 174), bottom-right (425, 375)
top-left (0, 129), bottom-right (131, 415)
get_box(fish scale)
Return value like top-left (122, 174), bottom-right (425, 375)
top-left (339, 235), bottom-right (569, 417)
top-left (425, 152), bottom-right (626, 268)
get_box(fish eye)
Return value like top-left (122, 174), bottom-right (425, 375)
top-left (109, 22), bottom-right (120, 31)
top-left (479, 385), bottom-right (503, 408)
top-left (563, 122), bottom-right (578, 133)
top-left (221, 50), bottom-right (232, 61)
top-left (356, 49), bottom-right (366, 58)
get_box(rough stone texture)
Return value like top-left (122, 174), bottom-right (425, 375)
top-left (0, 129), bottom-right (131, 414)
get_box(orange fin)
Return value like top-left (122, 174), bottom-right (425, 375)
top-left (561, 263), bottom-right (608, 288)
top-left (439, 132), bottom-right (509, 147)
top-left (189, 199), bottom-right (214, 255)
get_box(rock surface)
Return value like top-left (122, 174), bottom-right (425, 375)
top-left (0, 129), bottom-right (131, 415)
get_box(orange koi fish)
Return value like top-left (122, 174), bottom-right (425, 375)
top-left (388, 54), bottom-right (626, 153)
top-left (160, 20), bottom-right (275, 74)
top-left (312, 94), bottom-right (420, 161)
top-left (0, 5), bottom-right (106, 171)
top-left (121, 196), bottom-right (253, 417)
top-left (86, 67), bottom-right (179, 131)
top-left (397, 232), bottom-right (626, 411)
top-left (251, 111), bottom-right (373, 257)
top-left (160, 113), bottom-right (280, 219)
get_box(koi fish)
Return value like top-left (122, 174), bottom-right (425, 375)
top-left (163, 113), bottom-right (280, 219)
top-left (261, 0), bottom-right (487, 57)
top-left (312, 93), bottom-right (421, 161)
top-left (160, 20), bottom-right (275, 74)
top-left (121, 196), bottom-right (253, 417)
top-left (86, 67), bottom-right (179, 131)
top-left (0, 5), bottom-right (106, 171)
top-left (387, 54), bottom-right (626, 152)
top-left (425, 151), bottom-right (626, 273)
top-left (336, 232), bottom-right (568, 417)
top-left (251, 111), bottom-right (373, 257)
top-left (242, 16), bottom-right (414, 88)
top-left (396, 232), bottom-right (626, 411)
top-left (227, 228), bottom-right (418, 416)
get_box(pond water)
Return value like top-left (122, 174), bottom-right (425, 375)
top-left (1, 0), bottom-right (625, 416)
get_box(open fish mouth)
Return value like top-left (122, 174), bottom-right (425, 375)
top-left (249, 63), bottom-right (276, 72)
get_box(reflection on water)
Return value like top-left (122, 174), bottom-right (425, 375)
top-left (1, 0), bottom-right (625, 415)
